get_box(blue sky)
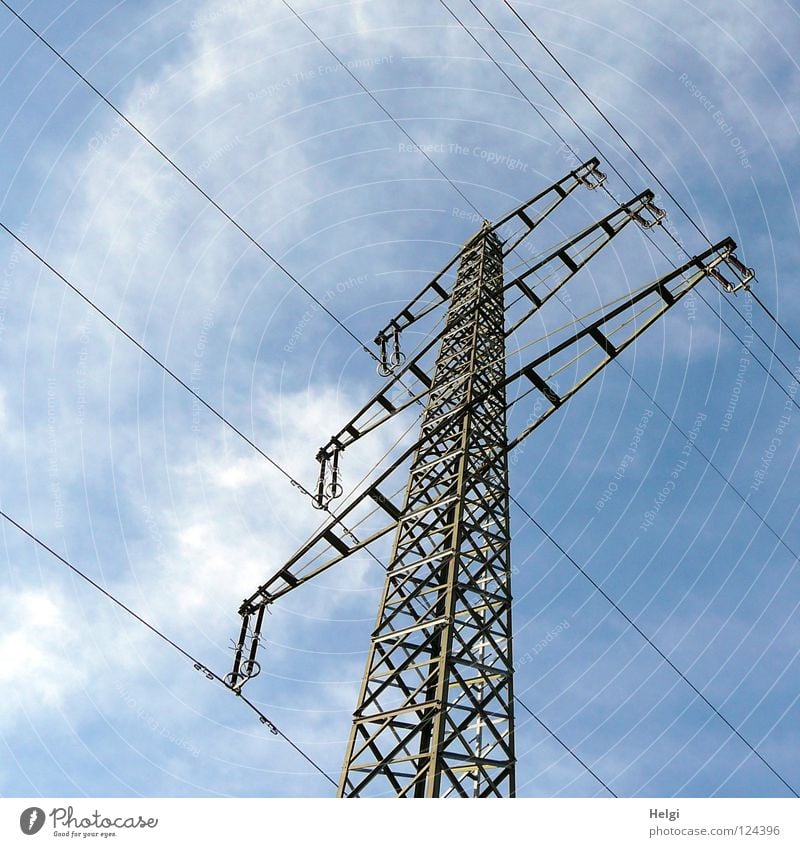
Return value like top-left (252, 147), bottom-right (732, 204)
top-left (0, 0), bottom-right (798, 798)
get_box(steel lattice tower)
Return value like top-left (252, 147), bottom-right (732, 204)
top-left (338, 227), bottom-right (514, 797)
top-left (228, 158), bottom-right (753, 798)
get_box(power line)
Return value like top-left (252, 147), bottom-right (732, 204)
top-left (513, 695), bottom-right (617, 796)
top-left (508, 496), bottom-right (799, 798)
top-left (436, 0), bottom-right (580, 161)
top-left (436, 4), bottom-right (800, 566)
top-left (0, 217), bottom-right (387, 557)
top-left (488, 0), bottom-right (800, 410)
top-left (171, 5), bottom-right (799, 797)
top-left (1, 0), bottom-right (613, 795)
top-left (751, 290), bottom-right (800, 359)
top-left (436, 3), bottom-right (694, 280)
top-left (0, 225), bottom-right (385, 789)
top-left (484, 0), bottom-right (800, 408)
top-left (491, 7), bottom-right (800, 769)
top-left (0, 221), bottom-right (317, 499)
top-left (15, 0), bottom-right (792, 648)
top-left (455, 0), bottom-right (705, 268)
top-left (704, 288), bottom-right (800, 414)
top-left (434, 0), bottom-right (800, 595)
top-left (442, 0), bottom-right (636, 198)
top-left (0, 506), bottom-right (338, 788)
top-left (606, 352), bottom-right (800, 569)
top-left (0, 220), bottom-right (389, 792)
top-left (1, 234), bottom-right (609, 795)
top-left (502, 0), bottom-right (714, 248)
top-left (0, 0), bottom-right (377, 364)
top-left (11, 215), bottom-right (602, 795)
top-left (280, 0), bottom-right (484, 219)
top-left (0, 0), bottom-right (488, 513)
top-left (13, 0), bottom-right (791, 446)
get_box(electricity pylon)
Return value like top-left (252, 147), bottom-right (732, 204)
top-left (227, 158), bottom-right (753, 796)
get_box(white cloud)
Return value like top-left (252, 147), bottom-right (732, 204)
top-left (0, 591), bottom-right (76, 712)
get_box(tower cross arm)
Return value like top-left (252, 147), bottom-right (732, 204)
top-left (501, 237), bottom-right (743, 454)
top-left (315, 185), bottom-right (661, 476)
top-left (373, 157), bottom-right (604, 350)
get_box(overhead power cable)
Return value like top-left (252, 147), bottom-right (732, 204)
top-left (0, 0), bottom-right (619, 795)
top-left (436, 0), bottom-right (579, 161)
top-left (0, 223), bottom-right (595, 792)
top-left (600, 339), bottom-right (800, 569)
top-left (0, 218), bottom-right (396, 563)
top-left (11, 0), bottom-right (791, 454)
top-left (513, 695), bottom-right (617, 796)
top-left (502, 0), bottom-right (714, 248)
top-left (480, 0), bottom-right (800, 404)
top-left (187, 3), bottom-right (800, 797)
top-left (454, 0), bottom-right (703, 266)
top-left (8, 0), bottom-right (796, 670)
top-left (433, 5), bottom-right (800, 559)
top-left (468, 3), bottom-right (800, 769)
top-left (439, 0), bottom-right (636, 199)
top-left (280, 0), bottom-right (484, 219)
top-left (0, 0), bottom-right (377, 363)
top-left (0, 506), bottom-right (338, 788)
top-left (479, 2), bottom-right (800, 411)
top-left (436, 3), bottom-right (700, 284)
top-left (509, 496), bottom-right (799, 798)
top-left (751, 290), bottom-right (800, 359)
top-left (0, 224), bottom-right (301, 488)
top-left (706, 288), bottom-right (800, 413)
top-left (8, 0), bottom-right (795, 641)
top-left (493, 0), bottom-right (800, 401)
top-left (437, 0), bottom-right (800, 502)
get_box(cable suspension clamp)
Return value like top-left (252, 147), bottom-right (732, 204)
top-left (707, 246), bottom-right (755, 294)
top-left (226, 603), bottom-right (269, 691)
top-left (375, 325), bottom-right (404, 376)
top-left (375, 330), bottom-right (391, 376)
top-left (578, 161), bottom-right (607, 190)
top-left (326, 444), bottom-right (343, 501)
top-left (390, 326), bottom-right (405, 369)
top-left (314, 440), bottom-right (344, 508)
top-left (632, 197), bottom-right (667, 229)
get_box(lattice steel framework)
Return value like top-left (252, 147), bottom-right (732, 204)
top-left (338, 227), bottom-right (514, 797)
top-left (227, 158), bottom-right (754, 798)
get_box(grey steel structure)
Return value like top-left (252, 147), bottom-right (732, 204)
top-left (228, 159), bottom-right (753, 797)
top-left (337, 227), bottom-right (514, 797)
